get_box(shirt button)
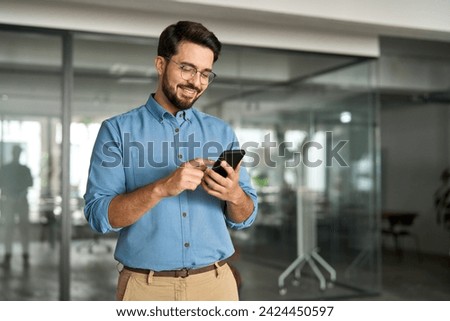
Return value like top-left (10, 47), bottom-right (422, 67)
top-left (178, 154), bottom-right (182, 159)
top-left (184, 242), bottom-right (190, 248)
top-left (175, 128), bottom-right (180, 133)
top-left (182, 212), bottom-right (187, 217)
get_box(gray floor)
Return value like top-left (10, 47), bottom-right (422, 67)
top-left (0, 238), bottom-right (449, 301)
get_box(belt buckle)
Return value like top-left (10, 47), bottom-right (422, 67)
top-left (175, 268), bottom-right (189, 278)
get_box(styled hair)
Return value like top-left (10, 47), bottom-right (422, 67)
top-left (158, 21), bottom-right (222, 62)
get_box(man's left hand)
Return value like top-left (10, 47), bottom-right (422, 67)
top-left (202, 160), bottom-right (245, 204)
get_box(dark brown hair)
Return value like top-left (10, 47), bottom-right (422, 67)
top-left (157, 21), bottom-right (222, 62)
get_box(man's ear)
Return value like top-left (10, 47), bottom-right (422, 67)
top-left (155, 56), bottom-right (166, 76)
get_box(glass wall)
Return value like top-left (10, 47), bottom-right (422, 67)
top-left (0, 29), bottom-right (63, 299)
top-left (212, 56), bottom-right (380, 299)
top-left (0, 26), bottom-right (379, 300)
top-left (70, 33), bottom-right (158, 300)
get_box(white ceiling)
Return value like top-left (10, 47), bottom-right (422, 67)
top-left (51, 0), bottom-right (450, 36)
top-left (2, 0), bottom-right (450, 57)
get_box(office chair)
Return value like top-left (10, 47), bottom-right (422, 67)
top-left (382, 212), bottom-right (422, 261)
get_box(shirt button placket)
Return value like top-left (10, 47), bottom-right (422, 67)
top-left (174, 126), bottom-right (182, 164)
top-left (179, 192), bottom-right (191, 267)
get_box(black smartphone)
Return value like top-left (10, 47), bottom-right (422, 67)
top-left (212, 149), bottom-right (246, 177)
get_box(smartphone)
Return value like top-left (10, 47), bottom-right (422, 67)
top-left (212, 149), bottom-right (246, 177)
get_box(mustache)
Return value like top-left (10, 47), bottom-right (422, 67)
top-left (179, 84), bottom-right (201, 93)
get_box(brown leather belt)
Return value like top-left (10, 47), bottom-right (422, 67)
top-left (124, 260), bottom-right (227, 278)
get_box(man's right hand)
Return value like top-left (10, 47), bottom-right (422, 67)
top-left (159, 158), bottom-right (214, 197)
top-left (108, 158), bottom-right (214, 228)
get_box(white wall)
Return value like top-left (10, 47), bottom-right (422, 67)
top-left (381, 104), bottom-right (450, 255)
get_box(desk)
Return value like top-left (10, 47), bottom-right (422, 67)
top-left (382, 211), bottom-right (421, 260)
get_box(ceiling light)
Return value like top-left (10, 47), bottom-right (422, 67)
top-left (340, 111), bottom-right (352, 123)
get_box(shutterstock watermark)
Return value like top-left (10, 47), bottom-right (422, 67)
top-left (242, 131), bottom-right (349, 168)
top-left (101, 131), bottom-right (349, 169)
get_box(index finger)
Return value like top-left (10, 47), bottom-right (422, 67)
top-left (182, 158), bottom-right (212, 171)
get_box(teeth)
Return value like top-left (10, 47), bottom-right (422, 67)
top-left (181, 87), bottom-right (196, 97)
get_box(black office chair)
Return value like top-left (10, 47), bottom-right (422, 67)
top-left (382, 212), bottom-right (422, 261)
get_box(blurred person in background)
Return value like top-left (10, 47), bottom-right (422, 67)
top-left (0, 145), bottom-right (33, 269)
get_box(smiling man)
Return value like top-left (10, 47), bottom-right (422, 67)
top-left (84, 21), bottom-right (258, 301)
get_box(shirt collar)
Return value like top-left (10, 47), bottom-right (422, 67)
top-left (145, 94), bottom-right (193, 124)
top-left (145, 94), bottom-right (170, 123)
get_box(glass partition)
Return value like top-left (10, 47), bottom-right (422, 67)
top-left (69, 36), bottom-right (379, 300)
top-left (0, 30), bottom-right (62, 299)
top-left (71, 33), bottom-right (158, 300)
top-left (216, 59), bottom-right (380, 300)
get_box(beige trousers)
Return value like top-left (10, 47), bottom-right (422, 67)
top-left (116, 262), bottom-right (239, 301)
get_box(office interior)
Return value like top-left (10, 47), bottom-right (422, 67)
top-left (0, 1), bottom-right (449, 301)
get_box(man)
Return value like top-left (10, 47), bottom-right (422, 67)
top-left (84, 21), bottom-right (258, 301)
top-left (0, 145), bottom-right (33, 269)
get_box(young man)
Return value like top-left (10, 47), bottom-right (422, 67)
top-left (84, 21), bottom-right (258, 301)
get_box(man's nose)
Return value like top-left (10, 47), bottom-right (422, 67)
top-left (188, 71), bottom-right (203, 87)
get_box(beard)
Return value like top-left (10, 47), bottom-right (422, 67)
top-left (161, 70), bottom-right (202, 111)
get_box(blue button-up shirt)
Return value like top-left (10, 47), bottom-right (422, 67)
top-left (84, 95), bottom-right (258, 271)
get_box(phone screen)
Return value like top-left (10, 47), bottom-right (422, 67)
top-left (212, 149), bottom-right (245, 177)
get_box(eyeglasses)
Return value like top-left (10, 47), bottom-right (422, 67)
top-left (166, 58), bottom-right (217, 85)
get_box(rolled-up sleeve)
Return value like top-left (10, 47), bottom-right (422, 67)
top-left (224, 172), bottom-right (258, 230)
top-left (84, 120), bottom-right (125, 234)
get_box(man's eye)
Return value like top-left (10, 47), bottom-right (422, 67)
top-left (200, 73), bottom-right (209, 79)
top-left (181, 65), bottom-right (194, 72)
